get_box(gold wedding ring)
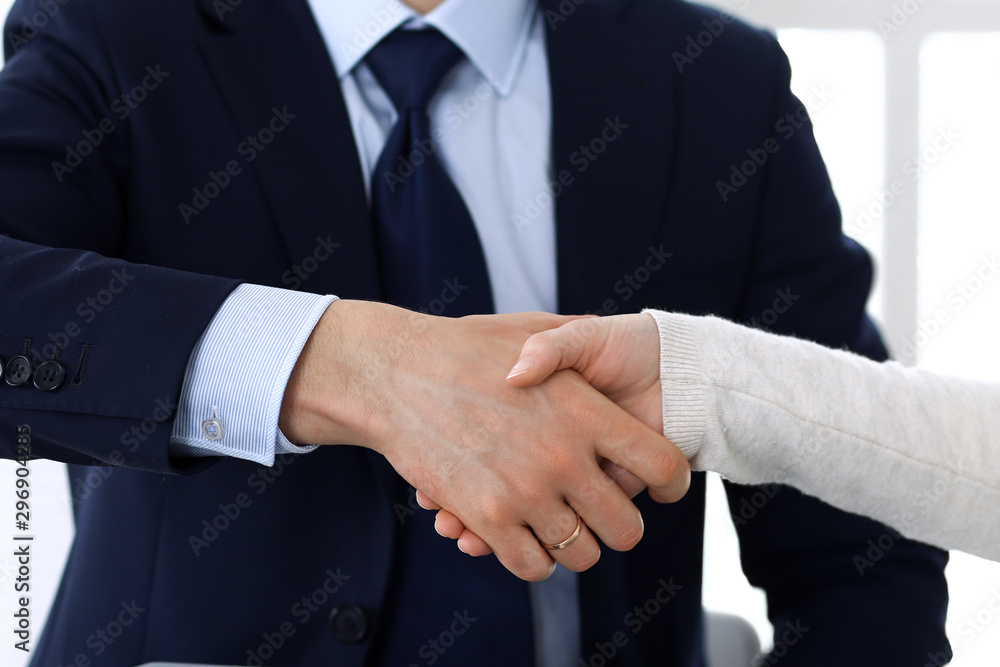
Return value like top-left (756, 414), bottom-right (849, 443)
top-left (542, 514), bottom-right (582, 551)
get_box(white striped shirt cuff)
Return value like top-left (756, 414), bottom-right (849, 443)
top-left (170, 283), bottom-right (338, 466)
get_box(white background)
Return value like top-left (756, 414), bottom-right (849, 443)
top-left (1, 0), bottom-right (999, 665)
top-left (700, 1), bottom-right (1000, 665)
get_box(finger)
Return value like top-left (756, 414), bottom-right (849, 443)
top-left (456, 529), bottom-right (493, 556)
top-left (434, 510), bottom-right (466, 540)
top-left (488, 526), bottom-right (558, 582)
top-left (416, 490), bottom-right (442, 510)
top-left (567, 471), bottom-right (645, 553)
top-left (507, 320), bottom-right (595, 387)
top-left (528, 511), bottom-right (602, 573)
top-left (537, 406), bottom-right (647, 552)
top-left (433, 491), bottom-right (561, 580)
top-left (597, 408), bottom-right (692, 505)
top-left (599, 458), bottom-right (647, 499)
top-left (648, 459), bottom-right (691, 504)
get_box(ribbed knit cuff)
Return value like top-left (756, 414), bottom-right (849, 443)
top-left (642, 310), bottom-right (708, 461)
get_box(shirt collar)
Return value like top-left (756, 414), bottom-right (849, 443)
top-left (310, 0), bottom-right (536, 97)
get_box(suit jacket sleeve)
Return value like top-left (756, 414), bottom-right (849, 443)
top-left (0, 1), bottom-right (241, 473)
top-left (726, 34), bottom-right (951, 665)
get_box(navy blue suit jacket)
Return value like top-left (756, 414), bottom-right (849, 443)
top-left (0, 0), bottom-right (949, 665)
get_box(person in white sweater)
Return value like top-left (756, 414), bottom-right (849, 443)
top-left (423, 311), bottom-right (1000, 563)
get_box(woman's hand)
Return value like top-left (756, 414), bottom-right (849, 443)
top-left (418, 313), bottom-right (670, 556)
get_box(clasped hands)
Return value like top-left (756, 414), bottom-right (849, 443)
top-left (279, 300), bottom-right (687, 582)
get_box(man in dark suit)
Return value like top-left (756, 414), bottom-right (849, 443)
top-left (0, 0), bottom-right (949, 665)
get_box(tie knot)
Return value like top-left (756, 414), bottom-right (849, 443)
top-left (366, 27), bottom-right (465, 112)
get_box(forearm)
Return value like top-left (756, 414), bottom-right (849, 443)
top-left (651, 310), bottom-right (1000, 560)
top-left (0, 236), bottom-right (240, 471)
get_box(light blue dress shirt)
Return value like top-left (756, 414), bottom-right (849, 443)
top-left (169, 1), bottom-right (575, 663)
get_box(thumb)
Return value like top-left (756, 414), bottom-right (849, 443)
top-left (506, 319), bottom-right (597, 387)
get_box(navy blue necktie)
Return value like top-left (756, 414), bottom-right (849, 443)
top-left (364, 29), bottom-right (534, 666)
top-left (367, 27), bottom-right (495, 317)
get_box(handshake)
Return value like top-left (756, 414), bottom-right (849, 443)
top-left (279, 300), bottom-right (688, 582)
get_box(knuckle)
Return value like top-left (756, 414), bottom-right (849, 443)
top-left (501, 542), bottom-right (543, 581)
top-left (573, 474), bottom-right (614, 508)
top-left (540, 447), bottom-right (589, 484)
top-left (477, 496), bottom-right (515, 527)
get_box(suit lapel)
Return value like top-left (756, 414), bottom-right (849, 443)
top-left (193, 0), bottom-right (383, 300)
top-left (194, 0), bottom-right (400, 601)
top-left (543, 0), bottom-right (678, 314)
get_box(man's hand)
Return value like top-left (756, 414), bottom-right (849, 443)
top-left (279, 301), bottom-right (688, 581)
top-left (422, 313), bottom-right (668, 557)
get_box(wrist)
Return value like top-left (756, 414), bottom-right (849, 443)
top-left (279, 299), bottom-right (439, 449)
top-left (643, 310), bottom-right (708, 460)
top-left (279, 300), bottom-right (379, 447)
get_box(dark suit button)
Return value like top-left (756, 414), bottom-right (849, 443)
top-left (329, 604), bottom-right (368, 643)
top-left (4, 356), bottom-right (32, 387)
top-left (33, 360), bottom-right (66, 392)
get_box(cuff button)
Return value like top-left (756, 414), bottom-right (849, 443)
top-left (202, 418), bottom-right (225, 441)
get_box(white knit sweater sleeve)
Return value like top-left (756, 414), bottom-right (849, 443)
top-left (645, 310), bottom-right (1000, 561)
